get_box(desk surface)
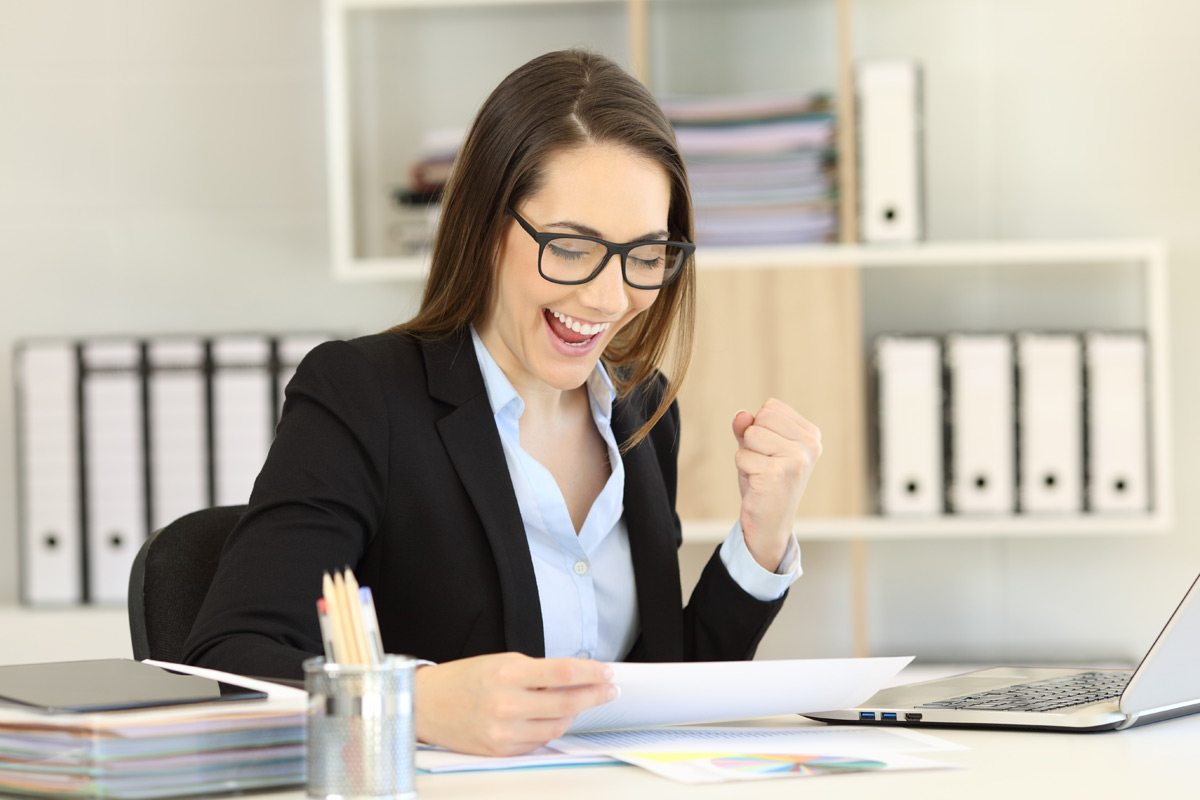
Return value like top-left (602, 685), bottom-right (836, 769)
top-left (254, 713), bottom-right (1197, 800)
top-left (255, 663), bottom-right (1197, 800)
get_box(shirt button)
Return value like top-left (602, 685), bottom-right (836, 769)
top-left (577, 649), bottom-right (591, 659)
top-left (573, 560), bottom-right (589, 575)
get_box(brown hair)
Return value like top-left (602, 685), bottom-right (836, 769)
top-left (393, 49), bottom-right (695, 451)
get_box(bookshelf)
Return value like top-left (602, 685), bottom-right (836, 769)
top-left (322, 0), bottom-right (856, 276)
top-left (320, 2), bottom-right (1174, 542)
top-left (678, 238), bottom-right (1172, 543)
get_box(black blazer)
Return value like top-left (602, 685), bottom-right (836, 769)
top-left (183, 329), bottom-right (785, 679)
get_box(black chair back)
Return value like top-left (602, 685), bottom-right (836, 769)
top-left (127, 505), bottom-right (247, 662)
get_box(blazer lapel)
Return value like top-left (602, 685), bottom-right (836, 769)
top-left (423, 332), bottom-right (545, 657)
top-left (614, 392), bottom-right (684, 662)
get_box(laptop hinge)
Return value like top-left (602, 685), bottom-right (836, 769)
top-left (1117, 698), bottom-right (1200, 730)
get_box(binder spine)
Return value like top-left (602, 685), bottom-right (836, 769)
top-left (75, 343), bottom-right (90, 605)
top-left (269, 337), bottom-right (283, 427)
top-left (15, 342), bottom-right (84, 606)
top-left (211, 335), bottom-right (275, 507)
top-left (81, 339), bottom-right (148, 605)
top-left (139, 342), bottom-right (153, 540)
top-left (874, 334), bottom-right (944, 515)
top-left (204, 340), bottom-right (217, 509)
top-left (147, 338), bottom-right (210, 532)
top-left (1084, 331), bottom-right (1151, 513)
top-left (856, 59), bottom-right (924, 243)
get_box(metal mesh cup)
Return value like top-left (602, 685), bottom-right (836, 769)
top-left (304, 655), bottom-right (417, 800)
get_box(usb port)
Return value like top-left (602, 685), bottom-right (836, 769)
top-left (859, 711), bottom-right (876, 721)
top-left (881, 712), bottom-right (898, 721)
top-left (905, 713), bottom-right (924, 722)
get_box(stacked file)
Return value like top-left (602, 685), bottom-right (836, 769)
top-left (16, 333), bottom-right (331, 606)
top-left (0, 666), bottom-right (305, 799)
top-left (661, 94), bottom-right (837, 246)
top-left (873, 331), bottom-right (1152, 517)
top-left (392, 127), bottom-right (464, 254)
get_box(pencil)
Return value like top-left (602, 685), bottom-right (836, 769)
top-left (332, 570), bottom-right (362, 664)
top-left (322, 572), bottom-right (348, 664)
top-left (316, 597), bottom-right (336, 662)
top-left (343, 568), bottom-right (374, 665)
top-left (358, 586), bottom-right (385, 664)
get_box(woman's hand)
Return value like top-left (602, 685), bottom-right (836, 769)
top-left (732, 398), bottom-right (822, 571)
top-left (414, 652), bottom-right (617, 756)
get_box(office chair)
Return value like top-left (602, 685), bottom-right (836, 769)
top-left (127, 505), bottom-right (248, 662)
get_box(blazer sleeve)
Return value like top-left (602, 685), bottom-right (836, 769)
top-left (182, 340), bottom-right (390, 679)
top-left (650, 389), bottom-right (787, 662)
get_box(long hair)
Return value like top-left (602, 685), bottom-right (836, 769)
top-left (394, 49), bottom-right (695, 450)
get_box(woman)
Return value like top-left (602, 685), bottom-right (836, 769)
top-left (184, 49), bottom-right (822, 756)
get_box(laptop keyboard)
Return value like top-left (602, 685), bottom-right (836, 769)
top-left (918, 670), bottom-right (1131, 713)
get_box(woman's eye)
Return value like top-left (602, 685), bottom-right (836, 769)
top-left (630, 257), bottom-right (663, 270)
top-left (548, 243), bottom-right (587, 260)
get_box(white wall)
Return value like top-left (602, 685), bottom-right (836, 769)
top-left (2, 0), bottom-right (1198, 667)
top-left (0, 0), bottom-right (422, 604)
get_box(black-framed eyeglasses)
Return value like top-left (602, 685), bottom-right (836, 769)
top-left (507, 207), bottom-right (694, 290)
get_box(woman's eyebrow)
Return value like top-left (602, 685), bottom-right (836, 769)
top-left (546, 220), bottom-right (670, 241)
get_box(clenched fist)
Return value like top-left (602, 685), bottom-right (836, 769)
top-left (731, 398), bottom-right (822, 571)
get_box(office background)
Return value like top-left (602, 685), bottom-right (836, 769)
top-left (1, 0), bottom-right (1198, 665)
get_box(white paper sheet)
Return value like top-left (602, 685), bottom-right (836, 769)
top-left (567, 656), bottom-right (911, 733)
top-left (553, 724), bottom-right (965, 756)
top-left (416, 745), bottom-right (618, 773)
top-left (615, 751), bottom-right (951, 784)
top-left (554, 721), bottom-right (960, 785)
top-left (140, 660), bottom-right (307, 702)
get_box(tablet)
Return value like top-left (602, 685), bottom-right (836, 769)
top-left (0, 659), bottom-right (267, 713)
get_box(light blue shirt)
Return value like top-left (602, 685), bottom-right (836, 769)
top-left (469, 327), bottom-right (800, 661)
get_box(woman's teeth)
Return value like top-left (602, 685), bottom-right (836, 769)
top-left (550, 310), bottom-right (611, 336)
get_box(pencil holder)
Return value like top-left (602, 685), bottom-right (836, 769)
top-left (303, 655), bottom-right (418, 800)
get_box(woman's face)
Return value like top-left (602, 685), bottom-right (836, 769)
top-left (478, 142), bottom-right (671, 397)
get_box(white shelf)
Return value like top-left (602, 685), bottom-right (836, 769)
top-left (331, 239), bottom-right (1165, 282)
top-left (333, 255), bottom-right (429, 282)
top-left (336, 0), bottom-right (622, 9)
top-left (694, 239), bottom-right (1164, 270)
top-left (682, 512), bottom-right (1172, 544)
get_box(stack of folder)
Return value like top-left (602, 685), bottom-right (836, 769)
top-left (15, 333), bottom-right (331, 607)
top-left (0, 667), bottom-right (306, 799)
top-left (873, 331), bottom-right (1152, 516)
top-left (660, 93), bottom-right (838, 246)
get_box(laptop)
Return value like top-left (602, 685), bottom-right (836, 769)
top-left (806, 571), bottom-right (1200, 732)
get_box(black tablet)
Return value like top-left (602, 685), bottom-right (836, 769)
top-left (0, 659), bottom-right (267, 713)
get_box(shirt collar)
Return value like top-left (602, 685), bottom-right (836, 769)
top-left (469, 325), bottom-right (616, 423)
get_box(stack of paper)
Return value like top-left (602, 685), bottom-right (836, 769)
top-left (661, 94), bottom-right (838, 246)
top-left (0, 666), bottom-right (305, 799)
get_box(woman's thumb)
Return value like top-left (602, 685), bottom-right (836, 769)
top-left (731, 409), bottom-right (754, 445)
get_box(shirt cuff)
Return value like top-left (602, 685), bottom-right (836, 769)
top-left (718, 520), bottom-right (802, 602)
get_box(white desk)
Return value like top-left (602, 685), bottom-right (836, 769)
top-left (254, 663), bottom-right (1197, 800)
top-left (251, 713), bottom-right (1197, 799)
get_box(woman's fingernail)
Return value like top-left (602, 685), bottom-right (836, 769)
top-left (606, 685), bottom-right (620, 701)
top-left (603, 665), bottom-right (614, 680)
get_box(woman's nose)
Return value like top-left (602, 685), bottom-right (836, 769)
top-left (577, 254), bottom-right (628, 317)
